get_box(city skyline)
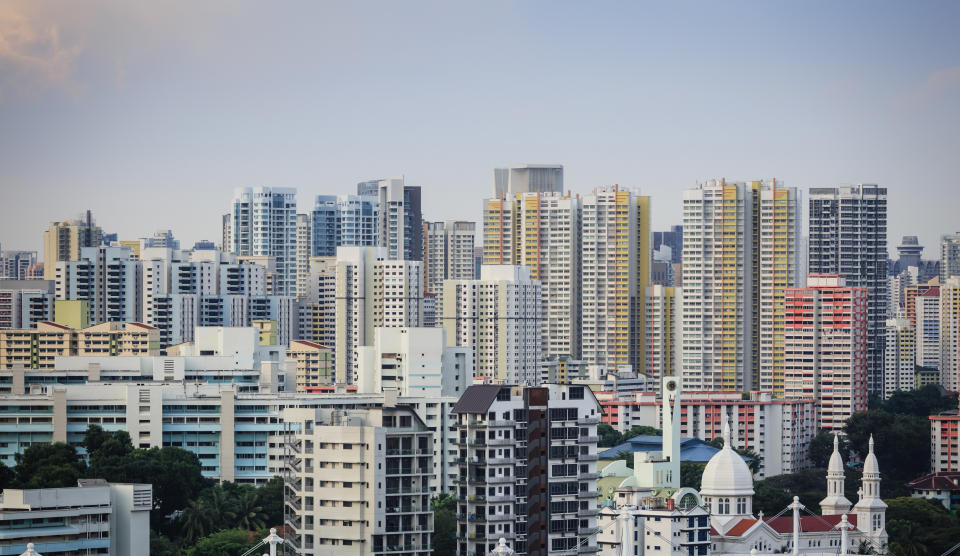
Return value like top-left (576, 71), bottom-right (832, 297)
top-left (2, 1), bottom-right (960, 253)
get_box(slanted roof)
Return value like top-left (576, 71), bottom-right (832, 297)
top-left (764, 514), bottom-right (856, 534)
top-left (725, 518), bottom-right (758, 537)
top-left (907, 472), bottom-right (960, 491)
top-left (453, 384), bottom-right (505, 414)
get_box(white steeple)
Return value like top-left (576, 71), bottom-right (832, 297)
top-left (853, 435), bottom-right (887, 546)
top-left (820, 433), bottom-right (852, 515)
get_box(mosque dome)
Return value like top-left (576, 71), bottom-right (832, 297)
top-left (699, 422), bottom-right (754, 497)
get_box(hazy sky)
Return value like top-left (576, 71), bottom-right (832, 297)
top-left (1, 1), bottom-right (958, 256)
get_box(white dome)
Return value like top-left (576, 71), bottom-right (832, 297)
top-left (827, 433), bottom-right (844, 475)
top-left (700, 424), bottom-right (754, 497)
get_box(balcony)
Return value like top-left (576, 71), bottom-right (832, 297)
top-left (578, 472), bottom-right (600, 480)
top-left (577, 491), bottom-right (599, 499)
top-left (578, 544), bottom-right (600, 553)
top-left (578, 527), bottom-right (601, 535)
top-left (578, 454), bottom-right (598, 461)
top-left (579, 435), bottom-right (599, 443)
top-left (486, 475), bottom-right (513, 484)
top-left (577, 417), bottom-right (601, 425)
top-left (488, 438), bottom-right (513, 446)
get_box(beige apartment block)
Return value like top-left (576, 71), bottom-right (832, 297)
top-left (282, 405), bottom-right (433, 556)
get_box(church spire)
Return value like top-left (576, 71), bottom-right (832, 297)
top-left (854, 434), bottom-right (888, 545)
top-left (820, 433), bottom-right (852, 515)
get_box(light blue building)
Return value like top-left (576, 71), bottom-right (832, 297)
top-left (311, 194), bottom-right (379, 257)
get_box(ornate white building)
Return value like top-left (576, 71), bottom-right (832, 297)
top-left (709, 432), bottom-right (887, 555)
top-left (598, 376), bottom-right (888, 556)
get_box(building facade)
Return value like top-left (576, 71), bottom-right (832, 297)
top-left (808, 185), bottom-right (888, 395)
top-left (581, 186), bottom-right (650, 369)
top-left (230, 187), bottom-right (298, 296)
top-left (483, 191), bottom-right (582, 360)
top-left (442, 265), bottom-right (543, 385)
top-left (311, 194), bottom-right (379, 257)
top-left (942, 277), bottom-right (960, 391)
top-left (884, 316), bottom-right (915, 398)
top-left (784, 275), bottom-right (868, 432)
top-left (423, 221), bottom-right (476, 316)
top-left (335, 247), bottom-right (423, 385)
top-left (376, 178), bottom-right (423, 261)
top-left (42, 212), bottom-right (103, 280)
top-left (681, 179), bottom-right (799, 395)
top-left (0, 280), bottom-right (54, 329)
top-left (644, 285), bottom-right (679, 383)
top-left (941, 232), bottom-right (960, 284)
top-left (453, 384), bottom-right (602, 556)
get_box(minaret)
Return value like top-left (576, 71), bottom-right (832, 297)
top-left (820, 433), bottom-right (852, 515)
top-left (853, 435), bottom-right (888, 546)
top-left (661, 376), bottom-right (681, 488)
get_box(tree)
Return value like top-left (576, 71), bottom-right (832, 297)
top-left (885, 497), bottom-right (960, 556)
top-left (598, 423), bottom-right (622, 447)
top-left (180, 497), bottom-right (216, 544)
top-left (150, 529), bottom-right (180, 556)
top-left (0, 460), bottom-right (15, 491)
top-left (232, 489), bottom-right (267, 531)
top-left (844, 410), bottom-right (929, 484)
top-left (431, 494), bottom-right (457, 556)
top-left (622, 426), bottom-right (662, 441)
top-left (875, 385), bottom-right (958, 417)
top-left (256, 476), bottom-right (285, 528)
top-left (680, 462), bottom-right (704, 490)
top-left (807, 429), bottom-right (849, 468)
top-left (185, 528), bottom-right (257, 556)
top-left (616, 450), bottom-right (634, 469)
top-left (14, 442), bottom-right (85, 489)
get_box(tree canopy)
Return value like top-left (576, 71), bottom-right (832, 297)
top-left (869, 384), bottom-right (957, 417)
top-left (597, 423), bottom-right (663, 447)
top-left (885, 497), bottom-right (960, 556)
top-left (806, 429), bottom-right (849, 469)
top-left (844, 410), bottom-right (929, 487)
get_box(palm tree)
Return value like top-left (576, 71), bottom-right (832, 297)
top-left (203, 486), bottom-right (236, 530)
top-left (233, 490), bottom-right (268, 531)
top-left (180, 498), bottom-right (214, 543)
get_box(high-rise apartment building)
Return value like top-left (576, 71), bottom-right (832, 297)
top-left (442, 265), bottom-right (543, 385)
top-left (0, 251), bottom-right (37, 280)
top-left (915, 287), bottom-right (941, 370)
top-left (941, 232), bottom-right (960, 283)
top-left (644, 285), bottom-right (680, 383)
top-left (311, 194), bottom-right (379, 256)
top-left (808, 185), bottom-right (888, 394)
top-left (229, 187), bottom-right (297, 296)
top-left (681, 179), bottom-right (799, 394)
top-left (784, 275), bottom-right (868, 432)
top-left (376, 178), bottom-right (423, 261)
top-left (930, 399), bottom-right (960, 472)
top-left (581, 186), bottom-right (649, 369)
top-left (941, 277), bottom-right (960, 391)
top-left (298, 256), bottom-right (337, 349)
top-left (423, 221), bottom-right (476, 316)
top-left (0, 321), bottom-right (160, 370)
top-left (55, 246), bottom-right (142, 325)
top-left (282, 406), bottom-right (434, 556)
top-left (492, 164), bottom-right (563, 197)
top-left (335, 247), bottom-right (423, 385)
top-left (296, 213), bottom-right (312, 299)
top-left (483, 191), bottom-right (582, 358)
top-left (452, 383), bottom-right (602, 556)
top-left (0, 280), bottom-right (54, 329)
top-left (884, 316), bottom-right (915, 398)
top-left (42, 212), bottom-right (103, 280)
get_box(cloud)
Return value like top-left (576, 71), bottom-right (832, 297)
top-left (0, 4), bottom-right (84, 102)
top-left (907, 65), bottom-right (960, 105)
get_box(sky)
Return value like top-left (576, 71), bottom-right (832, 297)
top-left (1, 1), bottom-right (959, 257)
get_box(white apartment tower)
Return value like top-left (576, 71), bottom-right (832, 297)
top-left (941, 232), bottom-right (960, 283)
top-left (335, 247), bottom-right (423, 385)
top-left (581, 186), bottom-right (650, 369)
top-left (296, 213), bottom-right (312, 299)
top-left (941, 277), bottom-right (960, 391)
top-left (442, 265), bottom-right (543, 385)
top-left (423, 221), bottom-right (476, 316)
top-left (645, 285), bottom-right (680, 383)
top-left (884, 316), bottom-right (915, 398)
top-left (375, 178), bottom-right (423, 261)
top-left (492, 164), bottom-right (563, 197)
top-left (482, 191), bottom-right (582, 358)
top-left (916, 288), bottom-right (941, 370)
top-left (681, 179), bottom-right (799, 394)
top-left (229, 187), bottom-right (297, 296)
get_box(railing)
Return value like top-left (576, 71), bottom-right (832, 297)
top-left (578, 472), bottom-right (600, 480)
top-left (577, 416), bottom-right (601, 425)
top-left (577, 491), bottom-right (600, 498)
top-left (486, 475), bottom-right (513, 484)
